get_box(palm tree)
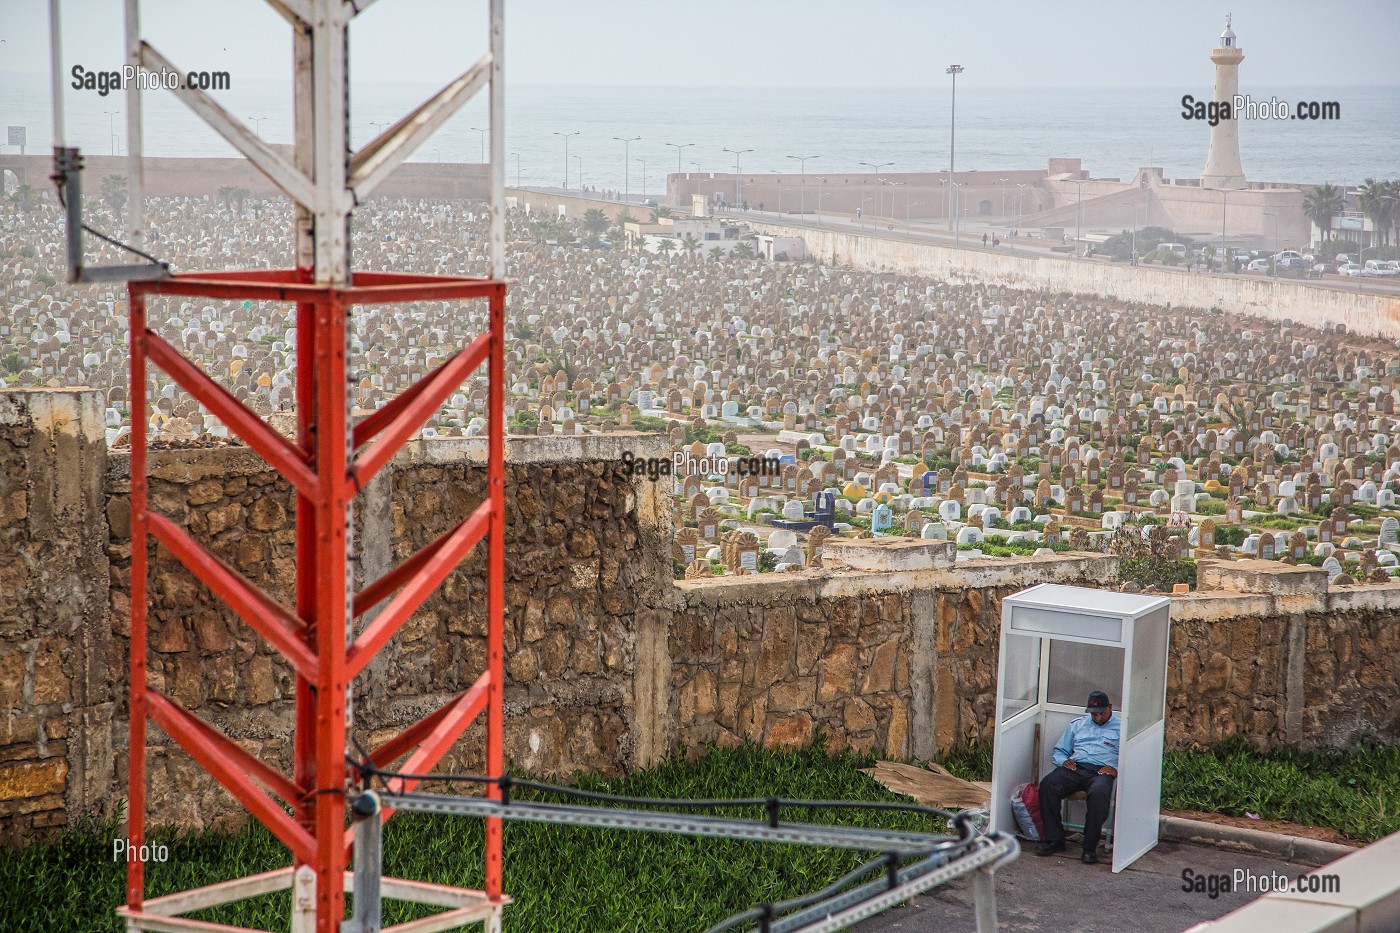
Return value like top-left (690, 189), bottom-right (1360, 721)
top-left (9, 184), bottom-right (37, 212)
top-left (1303, 184), bottom-right (1343, 245)
top-left (232, 186), bottom-right (251, 213)
top-left (582, 208), bottom-right (609, 239)
top-left (655, 237), bottom-right (677, 255)
top-left (102, 174), bottom-right (128, 216)
top-left (656, 205), bottom-right (672, 218)
top-left (1358, 178), bottom-right (1395, 248)
top-left (730, 240), bottom-right (755, 260)
top-left (680, 233), bottom-right (702, 256)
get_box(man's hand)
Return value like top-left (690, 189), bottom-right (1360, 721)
top-left (1063, 760), bottom-right (1078, 771)
top-left (1097, 765), bottom-right (1118, 777)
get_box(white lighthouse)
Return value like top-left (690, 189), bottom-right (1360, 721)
top-left (1200, 15), bottom-right (1246, 189)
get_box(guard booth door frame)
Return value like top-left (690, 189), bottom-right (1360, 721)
top-left (987, 584), bottom-right (1171, 873)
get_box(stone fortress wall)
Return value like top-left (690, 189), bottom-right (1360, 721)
top-left (3, 388), bottom-right (1398, 841)
top-left (744, 219), bottom-right (1400, 340)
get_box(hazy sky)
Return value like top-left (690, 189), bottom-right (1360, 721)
top-left (3, 0), bottom-right (1398, 89)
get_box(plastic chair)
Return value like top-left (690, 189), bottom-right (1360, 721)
top-left (1062, 786), bottom-right (1116, 852)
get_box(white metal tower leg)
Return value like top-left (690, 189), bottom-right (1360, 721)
top-left (971, 866), bottom-right (999, 933)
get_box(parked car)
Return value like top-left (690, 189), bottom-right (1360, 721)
top-left (1273, 250), bottom-right (1303, 263)
top-left (1247, 258), bottom-right (1271, 272)
top-left (1311, 261), bottom-right (1337, 275)
top-left (1334, 253), bottom-right (1354, 265)
top-left (1159, 242), bottom-right (1187, 257)
top-left (1339, 262), bottom-right (1364, 277)
top-left (1364, 260), bottom-right (1396, 277)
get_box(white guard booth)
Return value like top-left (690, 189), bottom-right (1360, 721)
top-left (988, 583), bottom-right (1171, 873)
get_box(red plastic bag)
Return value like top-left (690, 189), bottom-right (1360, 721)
top-left (1020, 781), bottom-right (1044, 839)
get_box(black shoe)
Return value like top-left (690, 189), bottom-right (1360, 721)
top-left (1034, 841), bottom-right (1065, 856)
top-left (1081, 851), bottom-right (1098, 864)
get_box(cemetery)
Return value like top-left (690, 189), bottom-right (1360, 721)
top-left (5, 190), bottom-right (1400, 930)
top-left (8, 194), bottom-right (1400, 595)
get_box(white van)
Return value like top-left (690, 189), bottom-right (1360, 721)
top-left (1158, 242), bottom-right (1187, 257)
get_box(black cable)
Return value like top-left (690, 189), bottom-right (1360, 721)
top-left (53, 174), bottom-right (170, 270)
top-left (361, 761), bottom-right (962, 823)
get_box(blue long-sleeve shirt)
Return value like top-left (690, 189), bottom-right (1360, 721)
top-left (1051, 713), bottom-right (1121, 769)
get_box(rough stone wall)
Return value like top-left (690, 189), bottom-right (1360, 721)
top-left (93, 434), bottom-right (674, 835)
top-left (666, 557), bottom-right (1118, 761)
top-left (4, 389), bottom-right (1400, 844)
top-left (0, 390), bottom-right (110, 843)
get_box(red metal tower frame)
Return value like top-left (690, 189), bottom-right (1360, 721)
top-left (119, 269), bottom-right (507, 932)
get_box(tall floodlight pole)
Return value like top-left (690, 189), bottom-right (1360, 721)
top-left (614, 135), bottom-right (640, 202)
top-left (787, 154), bottom-right (819, 218)
top-left (511, 151), bottom-right (522, 187)
top-left (814, 175), bottom-right (827, 221)
top-left (723, 147), bottom-right (752, 207)
top-left (998, 177), bottom-right (1008, 216)
top-left (1015, 183), bottom-right (1028, 227)
top-left (635, 158), bottom-right (647, 197)
top-left (470, 126), bottom-right (487, 163)
top-left (554, 130), bottom-right (579, 189)
top-left (946, 64), bottom-right (964, 231)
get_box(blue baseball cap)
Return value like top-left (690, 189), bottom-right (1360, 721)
top-left (1086, 691), bottom-right (1111, 712)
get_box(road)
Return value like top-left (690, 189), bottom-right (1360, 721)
top-left (855, 837), bottom-right (1332, 933)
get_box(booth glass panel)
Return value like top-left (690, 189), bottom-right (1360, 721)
top-left (1047, 641), bottom-right (1123, 708)
top-left (1001, 634), bottom-right (1041, 723)
top-left (1127, 611), bottom-right (1169, 739)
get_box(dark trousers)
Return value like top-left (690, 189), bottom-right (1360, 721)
top-left (1038, 765), bottom-right (1115, 852)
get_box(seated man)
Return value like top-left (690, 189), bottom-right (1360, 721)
top-left (1034, 690), bottom-right (1120, 864)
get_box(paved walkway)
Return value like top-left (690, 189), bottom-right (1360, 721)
top-left (857, 838), bottom-right (1329, 933)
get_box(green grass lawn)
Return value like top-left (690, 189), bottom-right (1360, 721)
top-left (3, 738), bottom-right (1395, 932)
top-left (0, 741), bottom-right (947, 933)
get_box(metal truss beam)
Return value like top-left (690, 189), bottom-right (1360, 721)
top-left (145, 512), bottom-right (318, 679)
top-left (146, 691), bottom-right (317, 863)
top-left (350, 54), bottom-right (493, 203)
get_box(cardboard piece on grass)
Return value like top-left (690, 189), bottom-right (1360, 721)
top-left (859, 760), bottom-right (990, 811)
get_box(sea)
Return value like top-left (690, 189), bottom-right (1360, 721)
top-left (2, 75), bottom-right (1397, 193)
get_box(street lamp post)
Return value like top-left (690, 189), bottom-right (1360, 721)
top-left (247, 115), bottom-right (267, 136)
top-left (574, 155), bottom-right (584, 190)
top-left (999, 178), bottom-right (1008, 217)
top-left (787, 154), bottom-right (819, 218)
top-left (858, 161), bottom-right (893, 229)
top-left (369, 120), bottom-right (390, 136)
top-left (665, 142), bottom-right (694, 176)
top-left (553, 131), bottom-right (579, 189)
top-left (1015, 183), bottom-right (1028, 228)
top-left (614, 136), bottom-right (641, 202)
top-left (946, 64), bottom-right (965, 231)
top-left (1262, 211), bottom-right (1279, 252)
top-left (511, 152), bottom-right (521, 187)
top-left (1072, 179), bottom-right (1087, 257)
top-left (104, 109), bottom-right (121, 155)
top-left (635, 158), bottom-right (648, 198)
top-left (470, 126), bottom-right (487, 163)
top-left (905, 198), bottom-right (920, 225)
top-left (722, 147), bottom-right (753, 207)
top-left (814, 176), bottom-right (827, 221)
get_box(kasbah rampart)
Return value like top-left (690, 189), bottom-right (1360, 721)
top-left (2, 115), bottom-right (1400, 843)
